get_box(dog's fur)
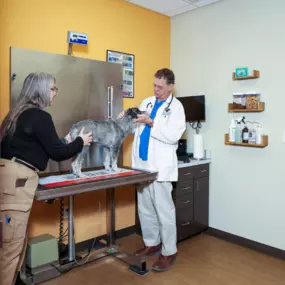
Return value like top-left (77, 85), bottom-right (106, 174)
top-left (68, 107), bottom-right (145, 177)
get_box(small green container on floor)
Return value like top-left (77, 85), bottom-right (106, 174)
top-left (26, 234), bottom-right (59, 268)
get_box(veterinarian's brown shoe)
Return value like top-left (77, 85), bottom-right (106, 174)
top-left (134, 244), bottom-right (162, 257)
top-left (152, 253), bottom-right (177, 272)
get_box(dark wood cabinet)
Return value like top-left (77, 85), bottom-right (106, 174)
top-left (135, 162), bottom-right (210, 242)
top-left (173, 163), bottom-right (210, 241)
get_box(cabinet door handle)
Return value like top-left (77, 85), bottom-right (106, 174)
top-left (201, 169), bottom-right (207, 173)
top-left (196, 181), bottom-right (200, 191)
top-left (182, 186), bottom-right (191, 190)
top-left (181, 200), bottom-right (191, 204)
top-left (180, 221), bottom-right (190, 226)
top-left (184, 172), bottom-right (192, 176)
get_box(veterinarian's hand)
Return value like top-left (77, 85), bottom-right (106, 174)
top-left (79, 127), bottom-right (93, 146)
top-left (135, 114), bottom-right (153, 125)
top-left (117, 110), bottom-right (125, 119)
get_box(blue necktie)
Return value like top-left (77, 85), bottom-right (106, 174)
top-left (139, 99), bottom-right (165, 161)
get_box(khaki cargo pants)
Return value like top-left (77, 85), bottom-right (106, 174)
top-left (0, 158), bottom-right (38, 285)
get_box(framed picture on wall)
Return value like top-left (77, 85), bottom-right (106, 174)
top-left (106, 50), bottom-right (135, 98)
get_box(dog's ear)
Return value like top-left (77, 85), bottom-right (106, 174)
top-left (130, 109), bottom-right (138, 119)
top-left (135, 108), bottom-right (146, 115)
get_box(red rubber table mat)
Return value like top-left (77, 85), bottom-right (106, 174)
top-left (39, 168), bottom-right (142, 189)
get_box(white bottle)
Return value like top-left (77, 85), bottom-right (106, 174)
top-left (229, 117), bottom-right (236, 142)
top-left (235, 121), bottom-right (242, 143)
top-left (256, 124), bottom-right (263, 144)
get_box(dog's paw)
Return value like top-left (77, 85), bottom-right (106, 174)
top-left (73, 172), bottom-right (88, 178)
top-left (104, 167), bottom-right (112, 172)
top-left (111, 166), bottom-right (119, 173)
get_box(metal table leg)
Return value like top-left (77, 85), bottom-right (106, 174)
top-left (106, 188), bottom-right (117, 251)
top-left (105, 188), bottom-right (149, 275)
top-left (59, 195), bottom-right (77, 265)
top-left (68, 195), bottom-right (75, 262)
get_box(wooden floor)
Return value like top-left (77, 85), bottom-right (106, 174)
top-left (44, 233), bottom-right (285, 285)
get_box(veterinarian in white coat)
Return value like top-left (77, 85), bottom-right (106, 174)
top-left (132, 68), bottom-right (186, 272)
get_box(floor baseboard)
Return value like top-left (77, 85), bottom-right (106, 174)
top-left (206, 227), bottom-right (285, 261)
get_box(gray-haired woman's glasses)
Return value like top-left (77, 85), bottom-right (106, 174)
top-left (51, 86), bottom-right (58, 93)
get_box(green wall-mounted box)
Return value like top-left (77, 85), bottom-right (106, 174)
top-left (235, 67), bottom-right (248, 78)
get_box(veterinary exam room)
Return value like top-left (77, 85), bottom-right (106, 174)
top-left (1, 0), bottom-right (285, 284)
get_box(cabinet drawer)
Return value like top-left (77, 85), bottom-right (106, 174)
top-left (175, 181), bottom-right (193, 196)
top-left (177, 222), bottom-right (196, 241)
top-left (175, 192), bottom-right (193, 209)
top-left (176, 203), bottom-right (193, 222)
top-left (191, 164), bottom-right (209, 178)
top-left (176, 208), bottom-right (195, 241)
top-left (178, 164), bottom-right (209, 181)
top-left (178, 167), bottom-right (194, 181)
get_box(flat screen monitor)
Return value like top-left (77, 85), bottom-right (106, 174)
top-left (176, 95), bottom-right (206, 122)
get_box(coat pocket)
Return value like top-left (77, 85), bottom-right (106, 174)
top-left (0, 169), bottom-right (18, 196)
top-left (1, 204), bottom-right (31, 243)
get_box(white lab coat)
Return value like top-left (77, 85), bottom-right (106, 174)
top-left (132, 94), bottom-right (186, 181)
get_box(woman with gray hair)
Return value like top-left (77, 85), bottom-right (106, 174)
top-left (0, 72), bottom-right (93, 285)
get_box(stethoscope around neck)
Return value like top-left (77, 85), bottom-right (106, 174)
top-left (146, 95), bottom-right (173, 117)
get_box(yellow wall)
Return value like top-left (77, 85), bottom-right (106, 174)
top-left (0, 0), bottom-right (170, 242)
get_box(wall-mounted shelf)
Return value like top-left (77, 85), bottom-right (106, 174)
top-left (232, 69), bottom-right (260, 80)
top-left (228, 102), bottom-right (265, 113)
top-left (224, 134), bottom-right (268, 148)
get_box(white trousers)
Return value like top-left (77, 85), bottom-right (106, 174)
top-left (137, 181), bottom-right (177, 256)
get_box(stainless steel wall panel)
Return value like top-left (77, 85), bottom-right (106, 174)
top-left (10, 47), bottom-right (123, 174)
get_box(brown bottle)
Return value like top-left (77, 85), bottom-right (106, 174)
top-left (242, 125), bottom-right (249, 143)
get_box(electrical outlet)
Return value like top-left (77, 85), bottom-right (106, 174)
top-left (63, 207), bottom-right (69, 219)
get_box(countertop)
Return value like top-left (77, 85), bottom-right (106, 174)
top-left (178, 159), bottom-right (211, 168)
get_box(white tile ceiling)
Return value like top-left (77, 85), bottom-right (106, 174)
top-left (125, 0), bottom-right (223, 17)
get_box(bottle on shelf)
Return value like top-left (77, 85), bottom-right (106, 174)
top-left (229, 117), bottom-right (236, 142)
top-left (235, 116), bottom-right (245, 143)
top-left (256, 124), bottom-right (263, 144)
top-left (242, 122), bottom-right (249, 143)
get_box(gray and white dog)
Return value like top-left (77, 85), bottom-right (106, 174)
top-left (68, 107), bottom-right (145, 178)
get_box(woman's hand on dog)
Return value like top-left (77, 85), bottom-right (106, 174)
top-left (117, 110), bottom-right (125, 119)
top-left (79, 127), bottom-right (93, 146)
top-left (64, 133), bottom-right (72, 143)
